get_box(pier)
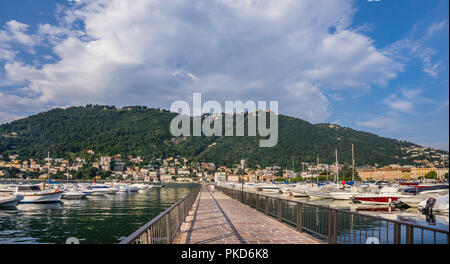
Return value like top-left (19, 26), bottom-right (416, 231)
top-left (120, 184), bottom-right (448, 244)
top-left (172, 185), bottom-right (322, 244)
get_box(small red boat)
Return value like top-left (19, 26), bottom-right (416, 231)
top-left (354, 187), bottom-right (410, 205)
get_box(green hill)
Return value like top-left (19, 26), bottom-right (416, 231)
top-left (0, 105), bottom-right (423, 168)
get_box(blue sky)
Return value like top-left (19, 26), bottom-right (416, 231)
top-left (0, 0), bottom-right (448, 150)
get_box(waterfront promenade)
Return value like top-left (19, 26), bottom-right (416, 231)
top-left (173, 185), bottom-right (322, 244)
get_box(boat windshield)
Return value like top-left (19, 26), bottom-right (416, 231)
top-left (17, 185), bottom-right (41, 192)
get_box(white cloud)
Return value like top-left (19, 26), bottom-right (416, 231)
top-left (0, 0), bottom-right (403, 124)
top-left (384, 19), bottom-right (448, 78)
top-left (356, 115), bottom-right (403, 132)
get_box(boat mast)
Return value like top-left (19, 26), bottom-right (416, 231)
top-left (352, 144), bottom-right (355, 183)
top-left (67, 157), bottom-right (69, 182)
top-left (335, 149), bottom-right (338, 184)
top-left (47, 151), bottom-right (50, 183)
top-left (316, 156), bottom-right (319, 183)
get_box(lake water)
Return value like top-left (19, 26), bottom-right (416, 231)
top-left (0, 184), bottom-right (198, 244)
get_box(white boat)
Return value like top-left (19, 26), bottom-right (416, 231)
top-left (256, 185), bottom-right (281, 194)
top-left (397, 193), bottom-right (443, 208)
top-left (287, 184), bottom-right (313, 197)
top-left (353, 186), bottom-right (409, 205)
top-left (329, 191), bottom-right (356, 200)
top-left (131, 183), bottom-right (153, 190)
top-left (418, 194), bottom-right (449, 215)
top-left (16, 184), bottom-right (63, 203)
top-left (0, 190), bottom-right (24, 207)
top-left (85, 185), bottom-right (114, 195)
top-left (112, 182), bottom-right (138, 193)
top-left (106, 187), bottom-right (119, 194)
top-left (308, 191), bottom-right (332, 200)
top-left (62, 190), bottom-right (89, 199)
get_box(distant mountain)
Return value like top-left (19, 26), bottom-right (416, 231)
top-left (0, 105), bottom-right (427, 168)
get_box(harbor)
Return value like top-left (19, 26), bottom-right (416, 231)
top-left (120, 181), bottom-right (448, 244)
top-left (0, 182), bottom-right (197, 243)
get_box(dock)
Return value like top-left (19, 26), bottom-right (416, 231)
top-left (173, 185), bottom-right (322, 244)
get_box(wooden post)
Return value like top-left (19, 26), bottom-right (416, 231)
top-left (328, 209), bottom-right (334, 244)
top-left (297, 203), bottom-right (303, 232)
top-left (256, 194), bottom-right (260, 211)
top-left (265, 197), bottom-right (269, 215)
top-left (277, 198), bottom-right (282, 222)
top-left (165, 213), bottom-right (171, 244)
top-left (394, 223), bottom-right (401, 244)
top-left (406, 226), bottom-right (414, 244)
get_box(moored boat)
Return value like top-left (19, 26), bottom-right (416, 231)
top-left (16, 184), bottom-right (63, 203)
top-left (0, 189), bottom-right (24, 207)
top-left (353, 187), bottom-right (409, 205)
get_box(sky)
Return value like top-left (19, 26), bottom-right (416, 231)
top-left (0, 0), bottom-right (448, 150)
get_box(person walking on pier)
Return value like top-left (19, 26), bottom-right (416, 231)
top-left (210, 184), bottom-right (215, 194)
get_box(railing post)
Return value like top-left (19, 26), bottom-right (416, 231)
top-left (297, 203), bottom-right (303, 232)
top-left (265, 197), bottom-right (269, 215)
top-left (175, 204), bottom-right (180, 231)
top-left (328, 209), bottom-right (334, 244)
top-left (148, 227), bottom-right (153, 244)
top-left (165, 213), bottom-right (171, 244)
top-left (406, 225), bottom-right (414, 244)
top-left (256, 194), bottom-right (260, 211)
top-left (333, 210), bottom-right (338, 243)
top-left (277, 198), bottom-right (282, 222)
top-left (394, 223), bottom-right (401, 244)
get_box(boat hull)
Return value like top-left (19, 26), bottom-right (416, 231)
top-left (20, 191), bottom-right (63, 203)
top-left (354, 195), bottom-right (407, 205)
top-left (329, 192), bottom-right (355, 200)
top-left (0, 195), bottom-right (23, 207)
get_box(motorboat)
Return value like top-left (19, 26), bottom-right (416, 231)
top-left (329, 191), bottom-right (356, 200)
top-left (131, 183), bottom-right (153, 190)
top-left (16, 184), bottom-right (63, 203)
top-left (256, 185), bottom-right (281, 194)
top-left (62, 189), bottom-right (89, 199)
top-left (418, 194), bottom-right (449, 215)
top-left (353, 186), bottom-right (409, 205)
top-left (308, 191), bottom-right (332, 200)
top-left (84, 185), bottom-right (112, 195)
top-left (0, 188), bottom-right (24, 208)
top-left (397, 193), bottom-right (441, 208)
top-left (329, 186), bottom-right (361, 200)
top-left (402, 184), bottom-right (449, 195)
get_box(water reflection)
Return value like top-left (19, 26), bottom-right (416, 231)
top-left (0, 185), bottom-right (197, 244)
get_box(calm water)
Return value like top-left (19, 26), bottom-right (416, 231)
top-left (273, 194), bottom-right (449, 244)
top-left (0, 184), bottom-right (197, 244)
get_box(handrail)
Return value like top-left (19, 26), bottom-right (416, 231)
top-left (119, 184), bottom-right (202, 244)
top-left (216, 185), bottom-right (449, 244)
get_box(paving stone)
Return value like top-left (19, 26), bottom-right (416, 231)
top-left (173, 186), bottom-right (323, 244)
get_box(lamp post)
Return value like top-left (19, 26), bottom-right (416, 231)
top-left (240, 159), bottom-right (246, 202)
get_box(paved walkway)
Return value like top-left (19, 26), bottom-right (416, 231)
top-left (173, 186), bottom-right (322, 244)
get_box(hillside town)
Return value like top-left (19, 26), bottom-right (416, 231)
top-left (1, 145), bottom-right (448, 183)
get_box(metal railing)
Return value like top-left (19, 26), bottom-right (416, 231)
top-left (216, 185), bottom-right (449, 244)
top-left (119, 185), bottom-right (202, 244)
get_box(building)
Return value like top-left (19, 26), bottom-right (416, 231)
top-left (114, 161), bottom-right (125, 172)
top-left (357, 168), bottom-right (409, 180)
top-left (227, 175), bottom-right (240, 182)
top-left (214, 172), bottom-right (227, 183)
top-left (160, 174), bottom-right (173, 183)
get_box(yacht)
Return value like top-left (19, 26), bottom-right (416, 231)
top-left (0, 188), bottom-right (24, 207)
top-left (353, 186), bottom-right (409, 205)
top-left (62, 189), bottom-right (89, 199)
top-left (16, 184), bottom-right (63, 203)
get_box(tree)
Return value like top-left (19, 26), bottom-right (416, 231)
top-left (424, 171), bottom-right (437, 179)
